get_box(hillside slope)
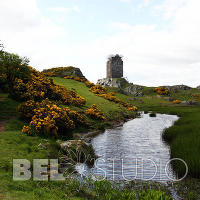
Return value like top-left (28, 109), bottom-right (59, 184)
top-left (52, 77), bottom-right (137, 123)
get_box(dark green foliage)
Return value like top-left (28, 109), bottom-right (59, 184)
top-left (93, 180), bottom-right (171, 200)
top-left (0, 51), bottom-right (31, 93)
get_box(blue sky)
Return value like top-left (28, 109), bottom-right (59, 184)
top-left (38, 0), bottom-right (164, 42)
top-left (1, 0), bottom-right (200, 87)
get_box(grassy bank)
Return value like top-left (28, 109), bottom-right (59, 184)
top-left (0, 93), bottom-right (171, 199)
top-left (111, 87), bottom-right (200, 180)
top-left (48, 78), bottom-right (200, 179)
top-left (148, 106), bottom-right (200, 179)
top-left (1, 76), bottom-right (200, 199)
top-left (52, 77), bottom-right (137, 131)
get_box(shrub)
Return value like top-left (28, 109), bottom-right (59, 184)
top-left (99, 92), bottom-right (120, 103)
top-left (154, 87), bottom-right (169, 95)
top-left (85, 80), bottom-right (95, 88)
top-left (43, 66), bottom-right (75, 77)
top-left (12, 70), bottom-right (86, 107)
top-left (17, 100), bottom-right (37, 120)
top-left (173, 100), bottom-right (181, 104)
top-left (0, 51), bottom-right (30, 92)
top-left (64, 76), bottom-right (95, 88)
top-left (20, 99), bottom-right (87, 137)
top-left (127, 106), bottom-right (138, 111)
top-left (85, 104), bottom-right (106, 120)
top-left (89, 85), bottom-right (107, 94)
top-left (51, 85), bottom-right (86, 107)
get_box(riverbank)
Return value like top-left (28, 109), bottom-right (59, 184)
top-left (0, 93), bottom-right (171, 200)
top-left (1, 75), bottom-right (200, 199)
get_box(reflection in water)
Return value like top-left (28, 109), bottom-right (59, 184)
top-left (79, 113), bottom-right (178, 182)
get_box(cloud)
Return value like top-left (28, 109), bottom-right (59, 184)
top-left (72, 6), bottom-right (80, 13)
top-left (47, 7), bottom-right (69, 13)
top-left (0, 0), bottom-right (66, 69)
top-left (138, 0), bottom-right (152, 8)
top-left (153, 0), bottom-right (187, 20)
top-left (47, 5), bottom-right (80, 14)
top-left (120, 0), bottom-right (131, 3)
top-left (1, 0), bottom-right (200, 87)
top-left (73, 0), bottom-right (200, 87)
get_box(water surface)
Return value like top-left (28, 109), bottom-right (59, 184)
top-left (79, 113), bottom-right (179, 182)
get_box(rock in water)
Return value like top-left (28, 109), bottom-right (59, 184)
top-left (58, 140), bottom-right (97, 167)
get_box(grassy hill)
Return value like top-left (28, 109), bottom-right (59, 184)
top-left (1, 51), bottom-right (200, 199)
top-left (0, 81), bottom-right (172, 200)
top-left (52, 77), bottom-right (138, 130)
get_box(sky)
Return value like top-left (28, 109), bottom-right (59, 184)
top-left (0, 0), bottom-right (200, 87)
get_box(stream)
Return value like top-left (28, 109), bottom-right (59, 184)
top-left (77, 113), bottom-right (179, 183)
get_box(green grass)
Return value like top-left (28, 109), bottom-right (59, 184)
top-left (52, 77), bottom-right (137, 123)
top-left (106, 85), bottom-right (200, 179)
top-left (0, 93), bottom-right (19, 121)
top-left (0, 95), bottom-right (68, 199)
top-left (1, 78), bottom-right (200, 199)
top-left (149, 106), bottom-right (200, 178)
top-left (52, 77), bottom-right (121, 113)
top-left (52, 78), bottom-right (200, 178)
top-left (0, 90), bottom-right (171, 200)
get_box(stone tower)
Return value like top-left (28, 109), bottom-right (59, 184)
top-left (107, 54), bottom-right (123, 78)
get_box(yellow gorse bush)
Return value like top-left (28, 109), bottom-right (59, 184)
top-left (85, 104), bottom-right (106, 120)
top-left (42, 66), bottom-right (75, 77)
top-left (64, 75), bottom-right (95, 87)
top-left (20, 99), bottom-right (88, 136)
top-left (154, 87), bottom-right (169, 95)
top-left (127, 106), bottom-right (138, 111)
top-left (13, 69), bottom-right (86, 107)
top-left (89, 85), bottom-right (107, 94)
top-left (172, 100), bottom-right (181, 104)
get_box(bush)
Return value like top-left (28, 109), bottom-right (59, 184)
top-left (99, 92), bottom-right (120, 103)
top-left (127, 106), bottom-right (138, 111)
top-left (43, 66), bottom-right (84, 78)
top-left (0, 51), bottom-right (30, 92)
top-left (173, 100), bottom-right (181, 104)
top-left (85, 104), bottom-right (106, 120)
top-left (90, 85), bottom-right (107, 94)
top-left (154, 87), bottom-right (169, 95)
top-left (12, 69), bottom-right (86, 107)
top-left (19, 99), bottom-right (88, 137)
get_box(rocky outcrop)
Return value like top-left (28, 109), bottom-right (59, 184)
top-left (123, 85), bottom-right (144, 96)
top-left (97, 78), bottom-right (144, 96)
top-left (163, 85), bottom-right (192, 92)
top-left (43, 67), bottom-right (84, 78)
top-left (97, 78), bottom-right (128, 88)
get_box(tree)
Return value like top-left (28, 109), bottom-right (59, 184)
top-left (0, 51), bottom-right (31, 93)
